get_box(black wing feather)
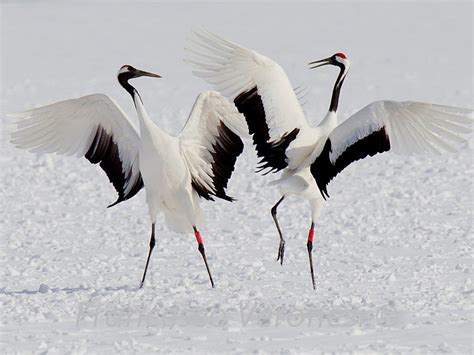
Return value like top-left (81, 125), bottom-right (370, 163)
top-left (85, 125), bottom-right (143, 207)
top-left (234, 86), bottom-right (299, 174)
top-left (192, 122), bottom-right (244, 202)
top-left (311, 127), bottom-right (391, 199)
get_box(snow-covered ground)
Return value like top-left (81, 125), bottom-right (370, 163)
top-left (1, 1), bottom-right (472, 353)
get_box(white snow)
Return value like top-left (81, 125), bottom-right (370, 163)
top-left (1, 1), bottom-right (472, 354)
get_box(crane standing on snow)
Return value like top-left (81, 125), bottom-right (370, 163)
top-left (10, 65), bottom-right (246, 288)
top-left (186, 30), bottom-right (473, 289)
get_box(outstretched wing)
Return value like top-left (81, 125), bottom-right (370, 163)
top-left (180, 91), bottom-right (246, 201)
top-left (10, 94), bottom-right (144, 207)
top-left (186, 30), bottom-right (313, 173)
top-left (311, 100), bottom-right (473, 199)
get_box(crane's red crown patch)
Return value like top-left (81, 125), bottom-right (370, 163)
top-left (335, 52), bottom-right (347, 59)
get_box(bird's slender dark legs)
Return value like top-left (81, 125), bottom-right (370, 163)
top-left (140, 223), bottom-right (156, 288)
top-left (307, 222), bottom-right (316, 290)
top-left (271, 196), bottom-right (286, 265)
top-left (193, 226), bottom-right (215, 288)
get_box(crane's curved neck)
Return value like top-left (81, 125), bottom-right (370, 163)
top-left (119, 74), bottom-right (139, 103)
top-left (318, 64), bottom-right (348, 132)
top-left (118, 75), bottom-right (158, 137)
top-left (329, 65), bottom-right (348, 113)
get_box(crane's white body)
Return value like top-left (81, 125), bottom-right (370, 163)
top-left (270, 111), bottom-right (338, 221)
top-left (270, 168), bottom-right (322, 219)
top-left (134, 94), bottom-right (203, 233)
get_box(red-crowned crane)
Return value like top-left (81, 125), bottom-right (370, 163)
top-left (10, 65), bottom-right (246, 288)
top-left (185, 30), bottom-right (473, 289)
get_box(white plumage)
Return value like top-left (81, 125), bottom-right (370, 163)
top-left (10, 94), bottom-right (142, 199)
top-left (180, 91), bottom-right (247, 199)
top-left (329, 101), bottom-right (472, 160)
top-left (10, 65), bottom-right (246, 288)
top-left (186, 30), bottom-right (473, 289)
top-left (188, 31), bottom-right (312, 167)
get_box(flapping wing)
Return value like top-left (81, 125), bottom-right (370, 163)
top-left (311, 100), bottom-right (473, 199)
top-left (180, 91), bottom-right (246, 201)
top-left (10, 94), bottom-right (144, 207)
top-left (186, 30), bottom-right (312, 173)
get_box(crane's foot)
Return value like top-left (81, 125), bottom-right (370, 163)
top-left (277, 239), bottom-right (285, 265)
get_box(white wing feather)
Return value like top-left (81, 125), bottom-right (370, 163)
top-left (10, 94), bottom-right (142, 197)
top-left (329, 101), bottom-right (473, 163)
top-left (185, 30), bottom-right (311, 140)
top-left (180, 91), bottom-right (246, 199)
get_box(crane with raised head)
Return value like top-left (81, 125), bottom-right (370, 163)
top-left (10, 64), bottom-right (246, 288)
top-left (186, 30), bottom-right (472, 289)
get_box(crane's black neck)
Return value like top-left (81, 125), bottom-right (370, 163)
top-left (118, 73), bottom-right (141, 106)
top-left (329, 65), bottom-right (347, 113)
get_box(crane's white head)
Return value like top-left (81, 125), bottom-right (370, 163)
top-left (309, 52), bottom-right (350, 71)
top-left (117, 65), bottom-right (162, 80)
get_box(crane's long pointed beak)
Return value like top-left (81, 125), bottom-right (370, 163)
top-left (136, 69), bottom-right (162, 78)
top-left (308, 58), bottom-right (332, 69)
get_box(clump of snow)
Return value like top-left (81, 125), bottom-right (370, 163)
top-left (38, 284), bottom-right (50, 294)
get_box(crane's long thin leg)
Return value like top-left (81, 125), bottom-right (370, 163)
top-left (194, 227), bottom-right (215, 288)
top-left (307, 222), bottom-right (316, 290)
top-left (139, 223), bottom-right (156, 288)
top-left (271, 196), bottom-right (286, 265)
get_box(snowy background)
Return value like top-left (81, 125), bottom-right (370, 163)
top-left (1, 1), bottom-right (473, 353)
